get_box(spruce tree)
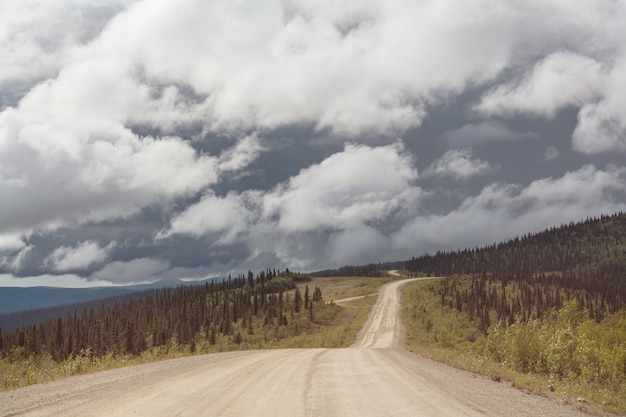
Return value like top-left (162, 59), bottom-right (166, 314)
top-left (294, 287), bottom-right (302, 313)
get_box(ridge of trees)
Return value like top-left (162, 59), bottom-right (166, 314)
top-left (317, 212), bottom-right (626, 281)
top-left (408, 212), bottom-right (626, 325)
top-left (311, 261), bottom-right (404, 277)
top-left (0, 269), bottom-right (320, 362)
top-left (406, 212), bottom-right (626, 277)
top-left (403, 212), bottom-right (626, 409)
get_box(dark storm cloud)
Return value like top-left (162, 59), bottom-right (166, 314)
top-left (1, 0), bottom-right (626, 285)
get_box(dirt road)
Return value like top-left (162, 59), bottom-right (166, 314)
top-left (0, 278), bottom-right (589, 417)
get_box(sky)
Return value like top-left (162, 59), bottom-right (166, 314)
top-left (1, 0), bottom-right (625, 287)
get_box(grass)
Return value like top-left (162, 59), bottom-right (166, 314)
top-left (266, 276), bottom-right (394, 348)
top-left (400, 279), bottom-right (626, 416)
top-left (299, 276), bottom-right (393, 302)
top-left (0, 276), bottom-right (390, 391)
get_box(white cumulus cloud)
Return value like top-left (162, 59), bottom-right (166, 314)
top-left (218, 134), bottom-right (266, 174)
top-left (424, 149), bottom-right (495, 180)
top-left (161, 192), bottom-right (254, 245)
top-left (45, 241), bottom-right (114, 272)
top-left (263, 142), bottom-right (420, 232)
top-left (477, 52), bottom-right (605, 118)
top-left (572, 58), bottom-right (626, 154)
top-left (394, 164), bottom-right (626, 253)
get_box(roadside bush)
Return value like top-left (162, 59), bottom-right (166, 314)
top-left (477, 299), bottom-right (626, 388)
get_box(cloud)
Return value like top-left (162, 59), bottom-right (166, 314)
top-left (3, 245), bottom-right (35, 272)
top-left (2, 0), bottom-right (626, 284)
top-left (477, 52), bottom-right (605, 118)
top-left (160, 192), bottom-right (253, 245)
top-left (90, 257), bottom-right (171, 284)
top-left (0, 105), bottom-right (218, 241)
top-left (326, 225), bottom-right (391, 266)
top-left (572, 58), bottom-right (626, 154)
top-left (442, 121), bottom-right (538, 147)
top-left (394, 164), bottom-right (626, 253)
top-left (3, 0), bottom-right (626, 144)
top-left (0, 232), bottom-right (27, 252)
top-left (44, 241), bottom-right (114, 272)
top-left (43, 0), bottom-right (534, 138)
top-left (544, 146), bottom-right (560, 161)
top-left (163, 141), bottom-right (422, 269)
top-left (249, 142), bottom-right (422, 268)
top-left (424, 149), bottom-right (495, 180)
top-left (0, 0), bottom-right (135, 111)
top-left (218, 134), bottom-right (266, 174)
top-left (262, 142), bottom-right (420, 232)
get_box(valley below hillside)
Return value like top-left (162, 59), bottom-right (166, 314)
top-left (0, 278), bottom-right (591, 417)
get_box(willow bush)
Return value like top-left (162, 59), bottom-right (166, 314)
top-left (476, 299), bottom-right (626, 387)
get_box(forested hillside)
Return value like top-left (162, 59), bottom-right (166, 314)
top-left (406, 212), bottom-right (626, 324)
top-left (407, 212), bottom-right (626, 274)
top-left (402, 212), bottom-right (626, 412)
top-left (0, 269), bottom-right (321, 363)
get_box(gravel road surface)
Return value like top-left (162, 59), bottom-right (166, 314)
top-left (0, 278), bottom-right (591, 416)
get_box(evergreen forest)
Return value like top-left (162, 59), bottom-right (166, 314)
top-left (406, 212), bottom-right (626, 325)
top-left (403, 212), bottom-right (626, 411)
top-left (0, 269), bottom-right (322, 364)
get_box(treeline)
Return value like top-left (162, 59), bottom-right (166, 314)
top-left (311, 261), bottom-right (403, 277)
top-left (438, 261), bottom-right (626, 333)
top-left (0, 269), bottom-right (322, 362)
top-left (406, 212), bottom-right (626, 278)
top-left (408, 212), bottom-right (626, 326)
top-left (404, 213), bottom-right (626, 408)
